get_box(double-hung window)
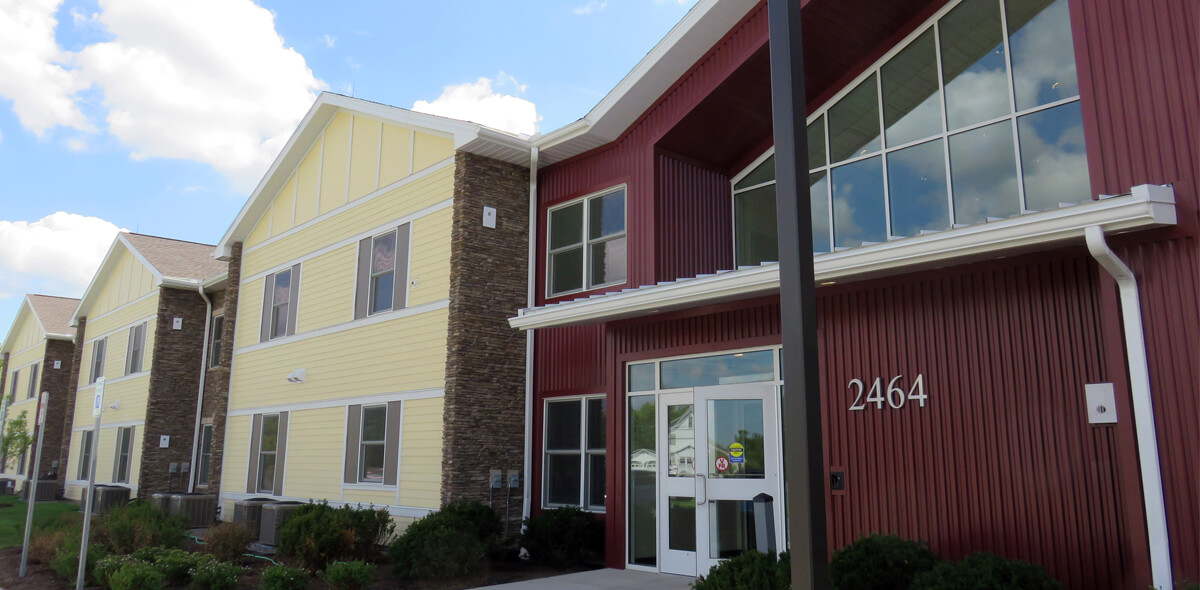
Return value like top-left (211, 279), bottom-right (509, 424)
top-left (113, 426), bottom-right (134, 483)
top-left (355, 224), bottom-right (410, 319)
top-left (8, 369), bottom-right (18, 401)
top-left (343, 401), bottom-right (402, 485)
top-left (208, 316), bottom-right (223, 368)
top-left (89, 338), bottom-right (107, 384)
top-left (78, 430), bottom-right (94, 479)
top-left (260, 266), bottom-right (300, 342)
top-left (248, 412), bottom-right (288, 495)
top-left (543, 396), bottom-right (606, 511)
top-left (197, 424), bottom-right (213, 486)
top-left (547, 187), bottom-right (627, 297)
top-left (25, 364), bottom-right (38, 399)
top-left (125, 323), bottom-right (146, 375)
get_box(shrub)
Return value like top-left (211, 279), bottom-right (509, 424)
top-left (278, 502), bottom-right (393, 570)
top-left (692, 550), bottom-right (790, 590)
top-left (388, 500), bottom-right (502, 580)
top-left (340, 504), bottom-right (396, 556)
top-left (911, 552), bottom-right (1061, 590)
top-left (262, 564), bottom-right (311, 590)
top-left (96, 555), bottom-right (142, 590)
top-left (187, 560), bottom-right (244, 590)
top-left (51, 533), bottom-right (111, 584)
top-left (521, 506), bottom-right (603, 566)
top-left (29, 526), bottom-right (71, 564)
top-left (152, 548), bottom-right (214, 586)
top-left (130, 546), bottom-right (172, 563)
top-left (108, 561), bottom-right (165, 590)
top-left (95, 500), bottom-right (186, 554)
top-left (829, 534), bottom-right (940, 590)
top-left (320, 561), bottom-right (376, 590)
top-left (205, 522), bottom-right (255, 562)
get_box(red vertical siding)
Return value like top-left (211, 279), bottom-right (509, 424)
top-left (655, 152), bottom-right (733, 282)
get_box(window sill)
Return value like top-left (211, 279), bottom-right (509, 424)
top-left (342, 483), bottom-right (395, 491)
top-left (542, 503), bottom-right (606, 514)
top-left (546, 278), bottom-right (629, 302)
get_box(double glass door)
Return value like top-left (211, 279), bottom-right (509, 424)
top-left (656, 383), bottom-right (782, 576)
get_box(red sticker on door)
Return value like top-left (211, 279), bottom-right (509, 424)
top-left (715, 457), bottom-right (730, 472)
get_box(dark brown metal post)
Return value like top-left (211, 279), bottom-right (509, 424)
top-left (767, 0), bottom-right (828, 588)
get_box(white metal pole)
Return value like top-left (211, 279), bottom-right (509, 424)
top-left (19, 391), bottom-right (48, 577)
top-left (76, 378), bottom-right (104, 590)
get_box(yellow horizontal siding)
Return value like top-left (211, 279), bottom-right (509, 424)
top-left (219, 415), bottom-right (252, 495)
top-left (82, 294), bottom-right (158, 347)
top-left (412, 132), bottom-right (453, 172)
top-left (278, 407), bottom-right (344, 501)
top-left (235, 277), bottom-right (264, 349)
top-left (230, 308), bottom-right (447, 410)
top-left (379, 124), bottom-right (413, 187)
top-left (0, 402), bottom-right (37, 478)
top-left (64, 431), bottom-right (86, 501)
top-left (398, 397), bottom-right (442, 509)
top-left (294, 244), bottom-right (356, 333)
top-left (242, 164), bottom-right (454, 279)
top-left (349, 116), bottom-right (380, 201)
top-left (344, 489), bottom-right (394, 507)
top-left (78, 306), bottom-right (157, 394)
top-left (6, 342), bottom-right (47, 394)
top-left (407, 207), bottom-right (452, 307)
top-left (70, 376), bottom-right (150, 432)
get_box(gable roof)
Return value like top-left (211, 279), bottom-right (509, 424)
top-left (0, 294), bottom-right (80, 354)
top-left (215, 92), bottom-right (531, 258)
top-left (73, 232), bottom-right (228, 324)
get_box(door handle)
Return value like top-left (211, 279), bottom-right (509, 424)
top-left (696, 474), bottom-right (707, 505)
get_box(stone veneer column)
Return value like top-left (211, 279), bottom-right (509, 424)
top-left (137, 288), bottom-right (210, 498)
top-left (56, 317), bottom-right (86, 494)
top-left (197, 242), bottom-right (241, 496)
top-left (36, 339), bottom-right (76, 479)
top-left (441, 152), bottom-right (530, 532)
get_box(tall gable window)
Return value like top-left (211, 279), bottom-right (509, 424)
top-left (733, 0), bottom-right (1085, 266)
top-left (260, 266), bottom-right (300, 342)
top-left (89, 338), bottom-right (107, 384)
top-left (547, 187), bottom-right (627, 297)
top-left (355, 224), bottom-right (411, 319)
top-left (125, 322), bottom-right (147, 375)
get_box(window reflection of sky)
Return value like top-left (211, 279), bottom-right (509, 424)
top-left (941, 0), bottom-right (1010, 130)
top-left (1019, 102), bottom-right (1089, 210)
top-left (950, 122), bottom-right (1020, 224)
top-left (1008, 0), bottom-right (1078, 110)
top-left (660, 350), bottom-right (774, 389)
top-left (888, 139), bottom-right (949, 236)
top-left (832, 156), bottom-right (887, 248)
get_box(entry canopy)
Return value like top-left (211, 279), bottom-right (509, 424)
top-left (509, 185), bottom-right (1176, 331)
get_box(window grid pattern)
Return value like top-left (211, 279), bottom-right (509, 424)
top-left (543, 395), bottom-right (607, 511)
top-left (198, 424), bottom-right (213, 486)
top-left (89, 338), bottom-right (106, 384)
top-left (547, 187), bottom-right (627, 298)
top-left (78, 430), bottom-right (94, 479)
top-left (209, 317), bottom-right (224, 368)
top-left (126, 323), bottom-right (146, 375)
top-left (368, 230), bottom-right (398, 315)
top-left (358, 405), bottom-right (387, 483)
top-left (257, 414), bottom-right (279, 494)
top-left (270, 270), bottom-right (292, 339)
top-left (115, 426), bottom-right (133, 483)
top-left (26, 364), bottom-right (38, 399)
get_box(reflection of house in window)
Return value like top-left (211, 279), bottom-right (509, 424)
top-left (667, 405), bottom-right (695, 477)
top-left (630, 448), bottom-right (657, 471)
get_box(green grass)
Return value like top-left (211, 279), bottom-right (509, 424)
top-left (0, 493), bottom-right (83, 549)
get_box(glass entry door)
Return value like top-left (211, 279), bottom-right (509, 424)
top-left (656, 383), bottom-right (781, 576)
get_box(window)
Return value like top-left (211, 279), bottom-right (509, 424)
top-left (543, 396), bottom-right (606, 511)
top-left (8, 369), bottom-right (18, 401)
top-left (343, 401), bottom-right (401, 485)
top-left (208, 316), bottom-right (224, 368)
top-left (89, 338), bottom-right (107, 384)
top-left (732, 0), bottom-right (1086, 264)
top-left (355, 224), bottom-right (410, 319)
top-left (113, 426), bottom-right (134, 483)
top-left (547, 187), bottom-right (627, 297)
top-left (78, 430), bottom-right (94, 479)
top-left (246, 412), bottom-right (287, 495)
top-left (125, 322), bottom-right (146, 375)
top-left (259, 265), bottom-right (300, 342)
top-left (25, 363), bottom-right (38, 399)
top-left (197, 424), bottom-right (213, 486)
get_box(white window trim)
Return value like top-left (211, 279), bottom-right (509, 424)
top-left (546, 185), bottom-right (629, 299)
top-left (125, 323), bottom-right (146, 376)
top-left (357, 404), bottom-right (388, 484)
top-left (89, 337), bottom-right (107, 384)
top-left (269, 268), bottom-right (294, 340)
top-left (542, 394), bottom-right (607, 512)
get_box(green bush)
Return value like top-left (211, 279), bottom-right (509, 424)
top-left (108, 561), bottom-right (165, 590)
top-left (205, 522), bottom-right (255, 562)
top-left (152, 548), bottom-right (214, 586)
top-left (95, 500), bottom-right (186, 554)
top-left (320, 561), bottom-right (377, 590)
top-left (829, 534), bottom-right (940, 590)
top-left (95, 554), bottom-right (141, 590)
top-left (130, 546), bottom-right (172, 563)
top-left (521, 506), bottom-right (603, 566)
top-left (278, 502), bottom-right (395, 570)
top-left (187, 560), bottom-right (244, 590)
top-left (51, 533), bottom-right (111, 585)
top-left (911, 552), bottom-right (1061, 590)
top-left (340, 505), bottom-right (396, 556)
top-left (262, 564), bottom-right (311, 590)
top-left (387, 500), bottom-right (503, 580)
top-left (1176, 582), bottom-right (1200, 590)
top-left (692, 550), bottom-right (790, 590)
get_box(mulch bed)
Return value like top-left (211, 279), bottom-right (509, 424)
top-left (0, 545), bottom-right (596, 589)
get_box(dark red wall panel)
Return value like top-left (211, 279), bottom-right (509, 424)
top-left (655, 152), bottom-right (733, 282)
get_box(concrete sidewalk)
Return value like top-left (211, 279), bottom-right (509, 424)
top-left (473, 568), bottom-right (695, 589)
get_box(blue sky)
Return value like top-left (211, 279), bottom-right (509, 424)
top-left (0, 0), bottom-right (698, 335)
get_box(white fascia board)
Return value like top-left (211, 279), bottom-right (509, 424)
top-left (73, 235), bottom-right (159, 327)
top-left (160, 277), bottom-right (204, 290)
top-left (509, 188), bottom-right (1176, 330)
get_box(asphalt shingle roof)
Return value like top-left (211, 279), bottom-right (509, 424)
top-left (123, 233), bottom-right (226, 282)
top-left (26, 294), bottom-right (80, 336)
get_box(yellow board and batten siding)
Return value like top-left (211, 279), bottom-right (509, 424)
top-left (63, 246), bottom-right (159, 501)
top-left (221, 108), bottom-right (454, 518)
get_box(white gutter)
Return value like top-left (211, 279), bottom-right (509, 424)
top-left (522, 146), bottom-right (539, 522)
top-left (187, 285), bottom-right (213, 493)
top-left (1084, 222), bottom-right (1173, 589)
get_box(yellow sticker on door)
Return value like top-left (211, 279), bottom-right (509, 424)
top-left (729, 442), bottom-right (745, 464)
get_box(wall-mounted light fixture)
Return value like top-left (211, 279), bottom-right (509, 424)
top-left (286, 368), bottom-right (306, 383)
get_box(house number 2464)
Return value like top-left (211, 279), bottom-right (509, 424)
top-left (848, 374), bottom-right (927, 411)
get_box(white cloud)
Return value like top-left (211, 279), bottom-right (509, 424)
top-left (322, 34), bottom-right (336, 48)
top-left (0, 212), bottom-right (124, 299)
top-left (66, 137), bottom-right (88, 151)
top-left (0, 0), bottom-right (92, 136)
top-left (574, 1), bottom-right (607, 15)
top-left (413, 75), bottom-right (540, 137)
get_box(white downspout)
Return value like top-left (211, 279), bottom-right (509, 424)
top-left (1084, 224), bottom-right (1173, 589)
top-left (522, 146), bottom-right (539, 522)
top-left (187, 285), bottom-right (213, 493)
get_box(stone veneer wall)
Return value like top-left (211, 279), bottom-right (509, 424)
top-left (137, 287), bottom-right (210, 497)
top-left (441, 152), bottom-right (529, 531)
top-left (197, 242), bottom-right (240, 496)
top-left (56, 318), bottom-right (86, 493)
top-left (34, 338), bottom-right (76, 479)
